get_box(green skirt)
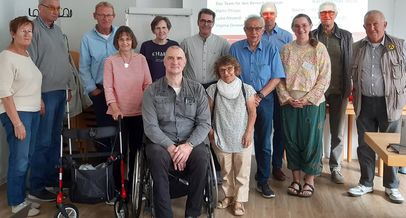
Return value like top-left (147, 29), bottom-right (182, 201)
top-left (281, 102), bottom-right (326, 175)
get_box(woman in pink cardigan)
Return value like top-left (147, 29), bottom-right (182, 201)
top-left (104, 25), bottom-right (152, 183)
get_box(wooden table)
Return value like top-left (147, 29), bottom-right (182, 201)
top-left (343, 103), bottom-right (406, 164)
top-left (364, 132), bottom-right (406, 177)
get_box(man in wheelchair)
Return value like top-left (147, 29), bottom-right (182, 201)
top-left (142, 46), bottom-right (211, 218)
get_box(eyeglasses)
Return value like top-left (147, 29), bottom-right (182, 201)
top-left (18, 30), bottom-right (33, 35)
top-left (199, 19), bottom-right (214, 25)
top-left (40, 4), bottom-right (61, 13)
top-left (320, 10), bottom-right (335, 17)
top-left (219, 66), bottom-right (234, 74)
top-left (244, 26), bottom-right (263, 32)
top-left (95, 13), bottom-right (115, 19)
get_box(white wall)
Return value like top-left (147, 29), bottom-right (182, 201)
top-left (392, 0), bottom-right (406, 39)
top-left (135, 0), bottom-right (181, 8)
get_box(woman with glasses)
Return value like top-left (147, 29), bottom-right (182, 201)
top-left (104, 25), bottom-right (152, 184)
top-left (140, 16), bottom-right (178, 81)
top-left (207, 55), bottom-right (256, 216)
top-left (277, 14), bottom-right (331, 198)
top-left (0, 16), bottom-right (42, 217)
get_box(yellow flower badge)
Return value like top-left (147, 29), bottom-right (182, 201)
top-left (387, 43), bottom-right (396, 50)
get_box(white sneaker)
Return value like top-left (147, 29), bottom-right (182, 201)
top-left (385, 188), bottom-right (404, 204)
top-left (11, 201), bottom-right (40, 217)
top-left (25, 198), bottom-right (41, 209)
top-left (348, 184), bottom-right (373, 196)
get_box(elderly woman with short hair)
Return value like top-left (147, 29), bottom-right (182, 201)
top-left (0, 16), bottom-right (43, 216)
top-left (104, 25), bottom-right (152, 185)
top-left (207, 55), bottom-right (256, 216)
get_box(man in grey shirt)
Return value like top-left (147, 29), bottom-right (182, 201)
top-left (28, 0), bottom-right (71, 202)
top-left (142, 46), bottom-right (211, 218)
top-left (181, 8), bottom-right (230, 88)
top-left (348, 10), bottom-right (406, 204)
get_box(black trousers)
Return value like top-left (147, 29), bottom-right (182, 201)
top-left (119, 116), bottom-right (144, 189)
top-left (89, 91), bottom-right (115, 152)
top-left (146, 143), bottom-right (209, 218)
top-left (356, 96), bottom-right (400, 188)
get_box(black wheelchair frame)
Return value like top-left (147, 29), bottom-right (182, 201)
top-left (131, 144), bottom-right (218, 218)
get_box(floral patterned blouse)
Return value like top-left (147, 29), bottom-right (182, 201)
top-left (277, 41), bottom-right (331, 106)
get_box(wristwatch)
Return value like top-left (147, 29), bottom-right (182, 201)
top-left (257, 91), bottom-right (265, 99)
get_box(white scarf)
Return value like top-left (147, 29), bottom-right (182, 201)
top-left (216, 77), bottom-right (242, 99)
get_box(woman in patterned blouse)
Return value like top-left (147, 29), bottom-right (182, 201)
top-left (277, 14), bottom-right (331, 198)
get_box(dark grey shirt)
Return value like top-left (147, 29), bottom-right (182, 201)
top-left (361, 39), bottom-right (385, 97)
top-left (142, 77), bottom-right (211, 148)
top-left (319, 33), bottom-right (343, 95)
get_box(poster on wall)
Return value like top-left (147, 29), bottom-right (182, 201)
top-left (208, 0), bottom-right (368, 43)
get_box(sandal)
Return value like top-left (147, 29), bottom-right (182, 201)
top-left (217, 197), bottom-right (233, 209)
top-left (234, 202), bottom-right (245, 216)
top-left (298, 183), bottom-right (315, 198)
top-left (287, 181), bottom-right (302, 196)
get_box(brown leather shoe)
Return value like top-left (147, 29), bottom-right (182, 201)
top-left (272, 168), bottom-right (286, 181)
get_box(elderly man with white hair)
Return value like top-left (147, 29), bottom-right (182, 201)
top-left (259, 1), bottom-right (292, 182)
top-left (312, 1), bottom-right (353, 184)
top-left (348, 10), bottom-right (406, 204)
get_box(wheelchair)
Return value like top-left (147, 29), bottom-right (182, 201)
top-left (131, 143), bottom-right (218, 217)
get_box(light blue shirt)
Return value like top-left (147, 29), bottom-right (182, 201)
top-left (79, 26), bottom-right (118, 94)
top-left (230, 40), bottom-right (285, 99)
top-left (261, 24), bottom-right (293, 50)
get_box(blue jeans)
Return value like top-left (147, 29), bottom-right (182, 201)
top-left (0, 111), bottom-right (40, 206)
top-left (30, 90), bottom-right (66, 193)
top-left (254, 96), bottom-right (274, 184)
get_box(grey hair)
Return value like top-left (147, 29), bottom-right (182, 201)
top-left (319, 2), bottom-right (338, 13)
top-left (244, 15), bottom-right (265, 28)
top-left (38, 0), bottom-right (59, 5)
top-left (95, 1), bottom-right (115, 14)
top-left (364, 10), bottom-right (386, 23)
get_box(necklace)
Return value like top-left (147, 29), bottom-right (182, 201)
top-left (120, 52), bottom-right (133, 68)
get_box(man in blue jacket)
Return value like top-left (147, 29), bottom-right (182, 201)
top-left (79, 1), bottom-right (117, 152)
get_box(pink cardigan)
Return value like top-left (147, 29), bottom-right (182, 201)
top-left (103, 53), bottom-right (152, 116)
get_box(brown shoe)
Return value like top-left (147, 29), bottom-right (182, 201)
top-left (272, 168), bottom-right (286, 181)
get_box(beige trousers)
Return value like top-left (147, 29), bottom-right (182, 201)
top-left (213, 145), bottom-right (252, 202)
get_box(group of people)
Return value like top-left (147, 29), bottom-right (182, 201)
top-left (1, 0), bottom-right (406, 217)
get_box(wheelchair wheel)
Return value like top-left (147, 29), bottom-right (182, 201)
top-left (54, 203), bottom-right (79, 218)
top-left (131, 149), bottom-right (144, 218)
top-left (209, 148), bottom-right (218, 205)
top-left (114, 200), bottom-right (129, 218)
top-left (145, 169), bottom-right (155, 217)
top-left (205, 147), bottom-right (218, 218)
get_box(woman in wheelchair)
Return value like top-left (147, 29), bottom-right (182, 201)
top-left (207, 55), bottom-right (257, 216)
